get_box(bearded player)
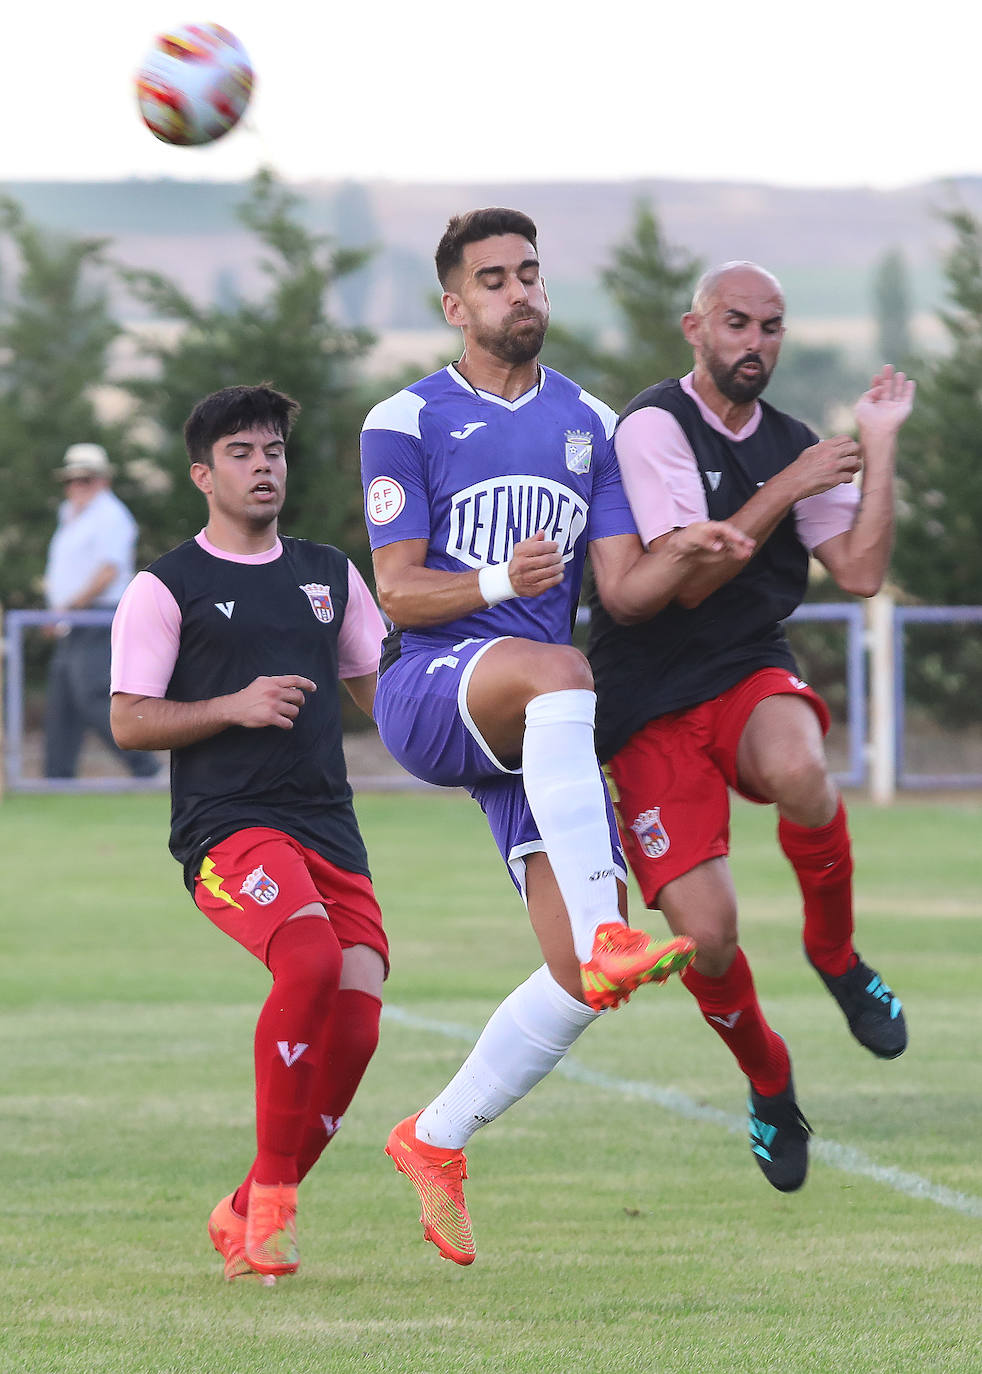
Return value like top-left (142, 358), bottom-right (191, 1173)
top-left (360, 209), bottom-right (754, 1263)
top-left (589, 262), bottom-right (915, 1192)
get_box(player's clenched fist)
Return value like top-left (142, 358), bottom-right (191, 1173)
top-left (233, 674), bottom-right (318, 730)
top-left (670, 520), bottom-right (756, 565)
top-left (790, 435), bottom-right (863, 499)
top-left (507, 529), bottom-right (565, 598)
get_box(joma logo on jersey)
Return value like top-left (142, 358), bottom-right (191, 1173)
top-left (299, 582), bottom-right (334, 623)
top-left (447, 476), bottom-right (588, 569)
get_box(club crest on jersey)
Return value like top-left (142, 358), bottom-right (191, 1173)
top-left (299, 582), bottom-right (334, 624)
top-left (239, 865), bottom-right (280, 906)
top-left (631, 807), bottom-right (670, 859)
top-left (564, 429), bottom-right (593, 474)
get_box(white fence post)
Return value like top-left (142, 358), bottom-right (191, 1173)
top-left (867, 591), bottom-right (896, 805)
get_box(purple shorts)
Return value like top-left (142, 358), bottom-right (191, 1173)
top-left (374, 637), bottom-right (625, 899)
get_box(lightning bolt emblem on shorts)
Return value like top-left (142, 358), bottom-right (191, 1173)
top-left (199, 855), bottom-right (244, 909)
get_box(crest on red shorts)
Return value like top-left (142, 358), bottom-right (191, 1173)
top-left (299, 582), bottom-right (334, 623)
top-left (239, 864), bottom-right (279, 906)
top-left (631, 807), bottom-right (670, 859)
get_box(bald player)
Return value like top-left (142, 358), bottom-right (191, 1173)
top-left (588, 262), bottom-right (916, 1193)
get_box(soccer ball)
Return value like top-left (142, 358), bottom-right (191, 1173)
top-left (136, 22), bottom-right (254, 147)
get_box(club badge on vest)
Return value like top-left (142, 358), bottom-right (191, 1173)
top-left (300, 583), bottom-right (334, 623)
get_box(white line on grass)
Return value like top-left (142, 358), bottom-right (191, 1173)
top-left (383, 1004), bottom-right (982, 1220)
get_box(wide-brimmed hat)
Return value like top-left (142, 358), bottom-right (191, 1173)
top-left (55, 443), bottom-right (114, 481)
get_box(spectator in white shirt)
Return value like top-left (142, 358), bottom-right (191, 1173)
top-left (43, 443), bottom-right (159, 780)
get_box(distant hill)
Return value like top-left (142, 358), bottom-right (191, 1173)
top-left (4, 174), bottom-right (978, 345)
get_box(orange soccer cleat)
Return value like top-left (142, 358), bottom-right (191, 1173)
top-left (385, 1112), bottom-right (476, 1265)
top-left (207, 1192), bottom-right (276, 1283)
top-left (244, 1181), bottom-right (299, 1276)
top-left (580, 922), bottom-right (697, 1010)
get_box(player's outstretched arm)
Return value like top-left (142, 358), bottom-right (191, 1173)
top-left (590, 522), bottom-right (755, 625)
top-left (373, 532), bottom-right (564, 628)
top-left (111, 675), bottom-right (317, 751)
top-left (814, 365), bottom-right (916, 597)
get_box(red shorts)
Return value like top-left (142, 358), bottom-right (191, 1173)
top-left (605, 668), bottom-right (829, 909)
top-left (193, 827), bottom-right (389, 971)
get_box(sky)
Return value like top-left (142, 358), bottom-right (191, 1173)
top-left (2, 1), bottom-right (978, 189)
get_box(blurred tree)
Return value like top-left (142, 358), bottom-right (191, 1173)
top-left (0, 198), bottom-right (121, 610)
top-left (541, 201), bottom-right (863, 435)
top-left (332, 180), bottom-right (378, 328)
top-left (764, 340), bottom-right (867, 433)
top-left (890, 206), bottom-right (982, 725)
top-left (115, 168), bottom-right (377, 573)
top-left (872, 247), bottom-right (912, 366)
top-left (542, 200), bottom-right (699, 410)
top-left (893, 207), bottom-right (982, 605)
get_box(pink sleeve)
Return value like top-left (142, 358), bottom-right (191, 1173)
top-left (614, 408), bottom-right (708, 546)
top-left (793, 483), bottom-right (860, 551)
top-left (338, 561), bottom-right (386, 679)
top-left (110, 571), bottom-right (181, 696)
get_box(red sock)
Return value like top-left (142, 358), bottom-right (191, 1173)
top-left (232, 916), bottom-right (343, 1209)
top-left (779, 799), bottom-right (854, 977)
top-left (296, 988), bottom-right (382, 1182)
top-left (682, 948), bottom-right (790, 1096)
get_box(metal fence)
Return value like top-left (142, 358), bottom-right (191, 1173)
top-left (893, 606), bottom-right (982, 789)
top-left (2, 601), bottom-right (980, 797)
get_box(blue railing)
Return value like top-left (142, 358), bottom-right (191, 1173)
top-left (3, 603), bottom-right (980, 793)
top-left (893, 605), bottom-right (982, 789)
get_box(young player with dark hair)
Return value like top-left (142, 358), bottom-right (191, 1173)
top-left (111, 383), bottom-right (388, 1281)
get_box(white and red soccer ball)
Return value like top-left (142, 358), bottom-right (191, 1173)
top-left (136, 22), bottom-right (253, 147)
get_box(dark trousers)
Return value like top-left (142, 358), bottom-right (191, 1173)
top-left (43, 626), bottom-right (160, 780)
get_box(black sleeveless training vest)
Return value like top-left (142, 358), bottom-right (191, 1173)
top-left (148, 535), bottom-right (369, 889)
top-left (589, 379), bottom-right (819, 762)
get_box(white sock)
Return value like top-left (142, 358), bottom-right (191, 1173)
top-left (416, 965), bottom-right (599, 1149)
top-left (522, 688), bottom-right (621, 961)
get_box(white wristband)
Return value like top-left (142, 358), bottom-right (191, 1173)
top-left (478, 562), bottom-right (518, 606)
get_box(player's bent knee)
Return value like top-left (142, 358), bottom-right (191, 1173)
top-left (525, 643), bottom-right (594, 697)
top-left (759, 755), bottom-right (830, 808)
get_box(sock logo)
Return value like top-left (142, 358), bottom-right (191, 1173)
top-left (708, 1011), bottom-right (741, 1029)
top-left (321, 1113), bottom-right (342, 1138)
top-left (277, 1041), bottom-right (309, 1067)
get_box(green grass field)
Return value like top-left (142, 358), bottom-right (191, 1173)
top-left (1, 789), bottom-right (980, 1374)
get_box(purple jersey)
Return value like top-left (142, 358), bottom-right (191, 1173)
top-left (360, 364), bottom-right (637, 650)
